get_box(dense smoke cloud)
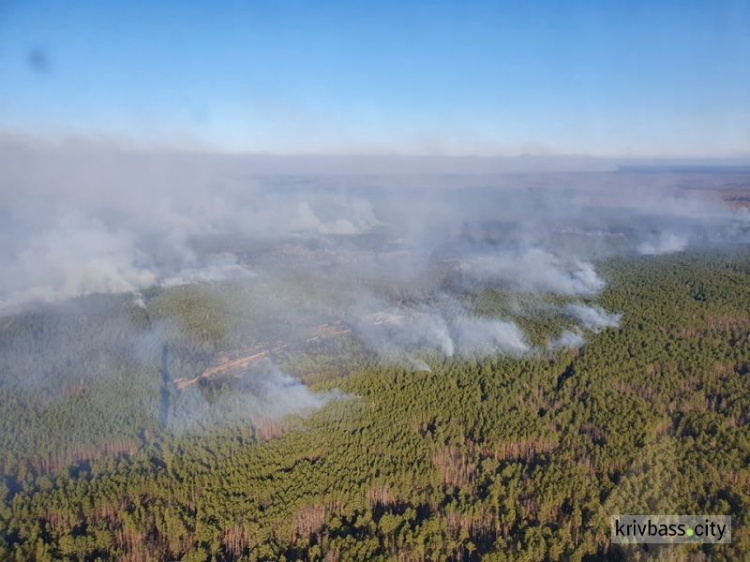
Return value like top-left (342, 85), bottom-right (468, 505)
top-left (352, 299), bottom-right (529, 361)
top-left (356, 307), bottom-right (456, 358)
top-left (637, 232), bottom-right (689, 255)
top-left (565, 304), bottom-right (622, 332)
top-left (452, 316), bottom-right (529, 356)
top-left (460, 249), bottom-right (605, 296)
top-left (0, 158), bottom-right (380, 311)
top-left (1, 141), bottom-right (748, 398)
top-left (172, 361), bottom-right (343, 432)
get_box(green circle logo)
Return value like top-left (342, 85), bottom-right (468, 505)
top-left (686, 528), bottom-right (694, 537)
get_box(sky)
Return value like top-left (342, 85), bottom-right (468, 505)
top-left (0, 0), bottom-right (748, 157)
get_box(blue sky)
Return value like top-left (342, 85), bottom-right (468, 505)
top-left (0, 0), bottom-right (748, 156)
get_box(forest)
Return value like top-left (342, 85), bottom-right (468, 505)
top-left (0, 249), bottom-right (748, 561)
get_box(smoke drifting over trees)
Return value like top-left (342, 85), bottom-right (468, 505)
top-left (564, 304), bottom-right (623, 333)
top-left (1, 140), bottom-right (749, 425)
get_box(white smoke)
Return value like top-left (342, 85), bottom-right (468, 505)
top-left (159, 255), bottom-right (255, 288)
top-left (3, 140), bottom-right (749, 437)
top-left (0, 173), bottom-right (379, 311)
top-left (637, 232), bottom-right (689, 255)
top-left (131, 292), bottom-right (147, 310)
top-left (289, 200), bottom-right (380, 235)
top-left (238, 363), bottom-right (341, 419)
top-left (462, 248), bottom-right (605, 296)
top-left (565, 304), bottom-right (622, 332)
top-left (356, 307), bottom-right (455, 358)
top-left (1, 140), bottom-right (747, 326)
top-left (1, 213), bottom-right (157, 309)
top-left (353, 300), bottom-right (529, 360)
top-left (548, 330), bottom-right (586, 349)
top-left (172, 361), bottom-right (344, 432)
top-left (452, 316), bottom-right (530, 356)
top-left (405, 357), bottom-right (432, 372)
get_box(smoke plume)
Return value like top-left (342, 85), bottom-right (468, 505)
top-left (1, 139), bottom-right (748, 429)
top-left (565, 304), bottom-right (622, 332)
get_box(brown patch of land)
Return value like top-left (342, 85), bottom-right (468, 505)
top-left (174, 351), bottom-right (268, 390)
top-left (174, 321), bottom-right (352, 390)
